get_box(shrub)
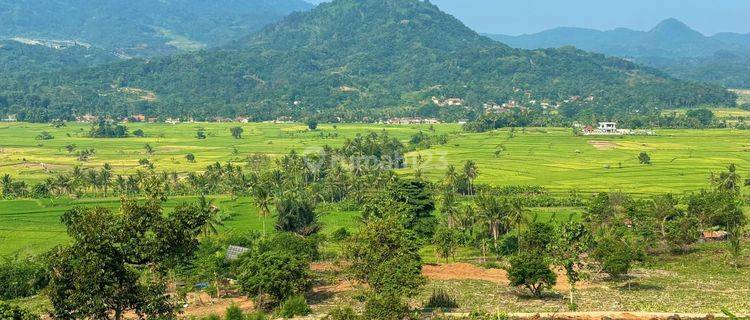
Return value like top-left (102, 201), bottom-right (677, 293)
top-left (0, 302), bottom-right (39, 320)
top-left (246, 312), bottom-right (269, 320)
top-left (325, 306), bottom-right (359, 320)
top-left (593, 236), bottom-right (638, 279)
top-left (331, 227), bottom-right (351, 242)
top-left (362, 293), bottom-right (411, 320)
top-left (203, 314), bottom-right (221, 320)
top-left (224, 305), bottom-right (244, 320)
top-left (664, 213), bottom-right (700, 252)
top-left (424, 289), bottom-right (459, 310)
top-left (257, 232), bottom-right (321, 261)
top-left (237, 250), bottom-right (311, 304)
top-left (277, 295), bottom-right (311, 318)
top-left (35, 131), bottom-right (54, 140)
top-left (186, 153), bottom-right (196, 162)
top-left (638, 152), bottom-right (651, 165)
top-left (506, 252), bottom-right (556, 297)
top-left (0, 257), bottom-right (49, 300)
top-left (133, 129), bottom-right (145, 137)
top-left (520, 222), bottom-right (555, 253)
top-left (496, 234), bottom-right (518, 256)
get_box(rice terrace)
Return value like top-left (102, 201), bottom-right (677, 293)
top-left (1, 0), bottom-right (750, 319)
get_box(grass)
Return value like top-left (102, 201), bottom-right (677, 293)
top-left (0, 122), bottom-right (457, 183)
top-left (412, 127), bottom-right (750, 195)
top-left (0, 196), bottom-right (361, 257)
top-left (2, 123), bottom-right (747, 196)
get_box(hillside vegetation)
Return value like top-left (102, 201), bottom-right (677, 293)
top-left (0, 0), bottom-right (313, 57)
top-left (0, 0), bottom-right (735, 123)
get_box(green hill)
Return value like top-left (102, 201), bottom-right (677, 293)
top-left (0, 0), bottom-right (313, 57)
top-left (0, 0), bottom-right (736, 122)
top-left (0, 39), bottom-right (119, 73)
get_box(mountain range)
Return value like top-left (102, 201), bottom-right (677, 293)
top-left (0, 0), bottom-right (313, 58)
top-left (0, 0), bottom-right (736, 122)
top-left (486, 19), bottom-right (750, 88)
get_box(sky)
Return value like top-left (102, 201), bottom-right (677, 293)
top-left (305, 0), bottom-right (750, 36)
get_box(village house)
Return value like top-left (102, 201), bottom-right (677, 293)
top-left (235, 116), bottom-right (250, 123)
top-left (432, 97), bottom-right (465, 107)
top-left (582, 122), bottom-right (654, 136)
top-left (165, 118), bottom-right (180, 125)
top-left (76, 114), bottom-right (98, 123)
top-left (1, 114), bottom-right (17, 122)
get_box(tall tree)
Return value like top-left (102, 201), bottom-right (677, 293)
top-left (47, 200), bottom-right (211, 320)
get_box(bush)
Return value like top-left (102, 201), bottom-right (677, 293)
top-left (638, 152), bottom-right (651, 165)
top-left (133, 129), bottom-right (145, 137)
top-left (362, 293), bottom-right (412, 320)
top-left (257, 232), bottom-right (321, 261)
top-left (0, 302), bottom-right (39, 320)
top-left (325, 306), bottom-right (359, 320)
top-left (593, 236), bottom-right (638, 279)
top-left (424, 289), bottom-right (459, 310)
top-left (277, 295), bottom-right (311, 318)
top-left (496, 234), bottom-right (518, 256)
top-left (246, 312), bottom-right (269, 320)
top-left (331, 227), bottom-right (351, 242)
top-left (0, 257), bottom-right (49, 300)
top-left (237, 250), bottom-right (311, 304)
top-left (506, 252), bottom-right (556, 297)
top-left (225, 305), bottom-right (244, 320)
top-left (664, 213), bottom-right (700, 252)
top-left (35, 131), bottom-right (54, 140)
top-left (520, 222), bottom-right (555, 253)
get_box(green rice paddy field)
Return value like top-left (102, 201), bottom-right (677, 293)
top-left (0, 122), bottom-right (748, 257)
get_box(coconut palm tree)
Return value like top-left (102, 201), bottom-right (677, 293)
top-left (475, 193), bottom-right (507, 245)
top-left (463, 160), bottom-right (478, 196)
top-left (198, 197), bottom-right (224, 237)
top-left (249, 174), bottom-right (274, 236)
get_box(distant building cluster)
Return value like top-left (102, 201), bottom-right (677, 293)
top-left (385, 117), bottom-right (441, 125)
top-left (1, 114), bottom-right (17, 122)
top-left (431, 96), bottom-right (465, 107)
top-left (578, 122), bottom-right (655, 136)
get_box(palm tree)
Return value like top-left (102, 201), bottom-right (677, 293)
top-left (463, 160), bottom-right (478, 196)
top-left (440, 188), bottom-right (459, 229)
top-left (504, 197), bottom-right (527, 252)
top-left (444, 165), bottom-right (458, 194)
top-left (711, 163), bottom-right (741, 193)
top-left (475, 193), bottom-right (507, 245)
top-left (249, 174), bottom-right (274, 235)
top-left (198, 197), bottom-right (224, 237)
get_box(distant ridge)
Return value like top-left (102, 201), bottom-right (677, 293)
top-left (485, 18), bottom-right (750, 88)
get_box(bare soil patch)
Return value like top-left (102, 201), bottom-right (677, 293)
top-left (423, 263), bottom-right (598, 292)
top-left (588, 140), bottom-right (617, 150)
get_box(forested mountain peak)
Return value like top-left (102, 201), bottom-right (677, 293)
top-left (648, 18), bottom-right (703, 38)
top-left (238, 0), bottom-right (493, 49)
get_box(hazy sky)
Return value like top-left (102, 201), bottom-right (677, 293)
top-left (306, 0), bottom-right (750, 36)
